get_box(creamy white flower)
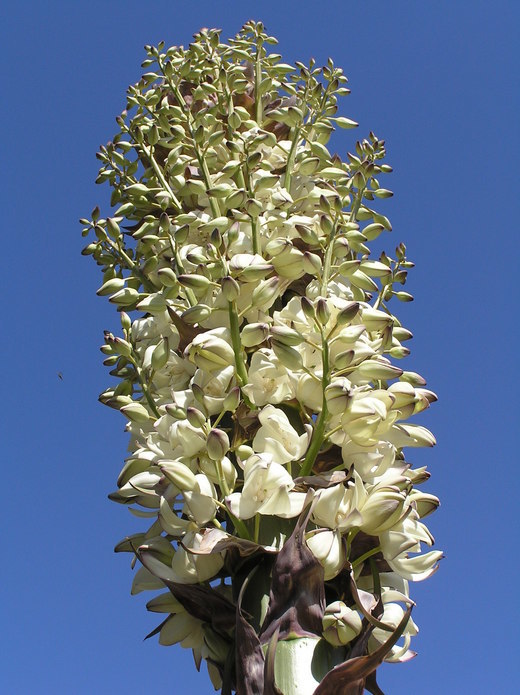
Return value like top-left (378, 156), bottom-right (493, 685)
top-left (168, 419), bottom-right (206, 457)
top-left (341, 390), bottom-right (398, 446)
top-left (182, 474), bottom-right (218, 525)
top-left (191, 365), bottom-right (235, 415)
top-left (306, 529), bottom-right (346, 580)
top-left (253, 405), bottom-right (310, 464)
top-left (226, 453), bottom-right (306, 519)
top-left (171, 532), bottom-right (225, 583)
top-left (294, 371), bottom-right (323, 411)
top-left (186, 327), bottom-right (235, 373)
top-left (341, 440), bottom-right (396, 482)
top-left (368, 600), bottom-right (418, 663)
top-left (242, 349), bottom-right (294, 406)
top-left (380, 517), bottom-right (443, 581)
top-left (312, 478), bottom-right (364, 531)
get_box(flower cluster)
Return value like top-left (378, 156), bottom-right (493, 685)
top-left (82, 22), bottom-right (441, 694)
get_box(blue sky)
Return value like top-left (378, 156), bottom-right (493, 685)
top-left (2, 1), bottom-right (518, 692)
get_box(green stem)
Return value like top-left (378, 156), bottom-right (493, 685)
top-left (251, 217), bottom-right (260, 254)
top-left (284, 126), bottom-right (302, 193)
top-left (254, 40), bottom-right (263, 125)
top-left (228, 301), bottom-right (249, 386)
top-left (299, 334), bottom-right (330, 477)
top-left (320, 218), bottom-right (338, 295)
top-left (130, 359), bottom-right (160, 418)
top-left (141, 142), bottom-right (183, 211)
top-left (216, 458), bottom-right (230, 497)
top-left (351, 545), bottom-right (382, 569)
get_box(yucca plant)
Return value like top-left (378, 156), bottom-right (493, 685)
top-left (81, 21), bottom-right (442, 694)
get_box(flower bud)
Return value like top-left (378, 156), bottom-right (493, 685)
top-left (164, 404), bottom-right (186, 419)
top-left (151, 337), bottom-right (170, 371)
top-left (322, 601), bottom-right (362, 647)
top-left (301, 296), bottom-right (315, 320)
top-left (271, 339), bottom-right (302, 370)
top-left (298, 156), bottom-right (321, 175)
top-left (269, 325), bottom-right (302, 346)
top-left (361, 307), bottom-right (393, 331)
top-left (97, 278), bottom-right (125, 296)
top-left (360, 488), bottom-right (406, 534)
top-left (109, 287), bottom-right (140, 307)
top-left (241, 322), bottom-right (269, 347)
top-left (223, 386), bottom-right (241, 412)
top-left (120, 311), bottom-right (132, 331)
top-left (221, 275), bottom-right (240, 302)
top-left (302, 251), bottom-right (322, 275)
top-left (355, 359), bottom-right (403, 381)
top-left (157, 267), bottom-right (179, 287)
top-left (136, 293), bottom-right (166, 313)
top-left (181, 304), bottom-right (212, 325)
top-left (334, 350), bottom-right (355, 369)
top-left (186, 407), bottom-right (207, 429)
top-left (325, 378), bottom-right (352, 415)
top-left (336, 302), bottom-right (360, 325)
top-left (207, 429), bottom-right (230, 460)
top-left (315, 298), bottom-right (330, 326)
top-left (160, 460), bottom-right (197, 491)
top-left (177, 274), bottom-right (212, 291)
top-left (251, 277), bottom-right (282, 308)
top-left (245, 197), bottom-right (262, 218)
top-left (111, 337), bottom-right (132, 357)
top-left (295, 224), bottom-right (320, 246)
top-left (120, 402), bottom-right (151, 424)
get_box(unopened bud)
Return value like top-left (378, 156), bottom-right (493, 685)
top-left (186, 407), bottom-right (206, 429)
top-left (355, 359), bottom-right (403, 381)
top-left (223, 386), bottom-right (241, 412)
top-left (221, 275), bottom-right (240, 302)
top-left (245, 197), bottom-right (262, 218)
top-left (334, 350), bottom-right (355, 369)
top-left (160, 460), bottom-right (197, 491)
top-left (181, 304), bottom-right (212, 325)
top-left (271, 339), bottom-right (302, 370)
top-left (120, 312), bottom-right (132, 331)
top-left (302, 251), bottom-right (322, 275)
top-left (207, 429), bottom-right (230, 460)
top-left (120, 402), bottom-right (151, 424)
top-left (241, 323), bottom-right (269, 348)
top-left (151, 337), bottom-right (170, 371)
top-left (251, 277), bottom-right (281, 308)
top-left (112, 337), bottom-right (132, 357)
top-left (325, 379), bottom-right (352, 415)
top-left (301, 296), bottom-right (315, 320)
top-left (322, 601), bottom-right (362, 647)
top-left (270, 325), bottom-right (302, 346)
top-left (177, 274), bottom-right (212, 291)
top-left (336, 302), bottom-right (360, 325)
top-left (157, 267), bottom-right (179, 288)
top-left (315, 298), bottom-right (331, 325)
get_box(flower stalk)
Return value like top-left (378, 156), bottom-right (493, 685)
top-left (83, 22), bottom-right (441, 695)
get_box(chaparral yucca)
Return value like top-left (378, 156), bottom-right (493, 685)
top-left (81, 21), bottom-right (442, 694)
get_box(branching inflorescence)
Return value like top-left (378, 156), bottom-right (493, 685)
top-left (81, 21), bottom-right (442, 694)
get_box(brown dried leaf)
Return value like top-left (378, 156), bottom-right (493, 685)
top-left (166, 306), bottom-right (204, 352)
top-left (312, 605), bottom-right (413, 694)
top-left (260, 493), bottom-right (325, 642)
top-left (162, 578), bottom-right (235, 633)
top-left (235, 569), bottom-right (265, 695)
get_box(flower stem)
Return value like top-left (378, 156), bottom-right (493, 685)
top-left (300, 333), bottom-right (330, 476)
top-left (227, 301), bottom-right (249, 387)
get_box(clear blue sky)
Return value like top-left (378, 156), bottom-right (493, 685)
top-left (2, 1), bottom-right (518, 693)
